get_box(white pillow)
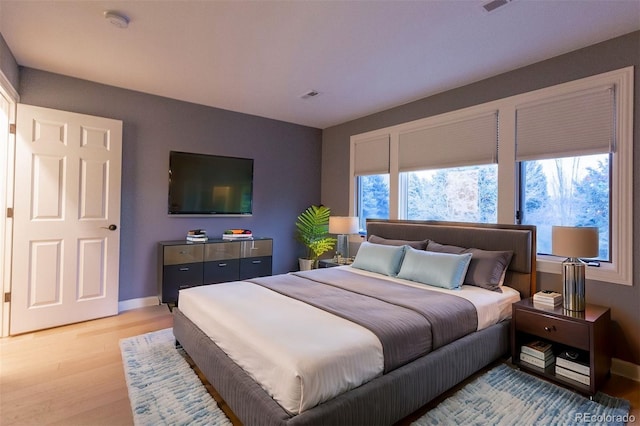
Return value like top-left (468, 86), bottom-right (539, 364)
top-left (397, 247), bottom-right (472, 290)
top-left (351, 242), bottom-right (406, 276)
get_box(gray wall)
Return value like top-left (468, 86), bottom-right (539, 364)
top-left (322, 31), bottom-right (640, 364)
top-left (19, 68), bottom-right (322, 301)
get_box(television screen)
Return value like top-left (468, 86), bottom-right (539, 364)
top-left (168, 151), bottom-right (253, 216)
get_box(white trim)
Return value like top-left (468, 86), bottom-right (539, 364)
top-left (118, 296), bottom-right (160, 312)
top-left (0, 72), bottom-right (17, 338)
top-left (611, 357), bottom-right (640, 382)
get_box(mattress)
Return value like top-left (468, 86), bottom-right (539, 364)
top-left (178, 266), bottom-right (520, 415)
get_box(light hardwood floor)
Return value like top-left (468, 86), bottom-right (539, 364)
top-left (1, 305), bottom-right (638, 425)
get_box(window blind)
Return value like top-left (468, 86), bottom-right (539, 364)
top-left (515, 85), bottom-right (615, 161)
top-left (398, 111), bottom-right (498, 172)
top-left (353, 135), bottom-right (389, 176)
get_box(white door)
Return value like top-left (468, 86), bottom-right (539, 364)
top-left (10, 104), bottom-right (122, 334)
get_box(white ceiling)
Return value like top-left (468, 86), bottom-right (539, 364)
top-left (1, 1), bottom-right (639, 129)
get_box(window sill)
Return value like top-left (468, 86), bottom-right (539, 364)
top-left (537, 255), bottom-right (632, 286)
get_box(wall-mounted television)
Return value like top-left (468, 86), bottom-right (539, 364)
top-left (168, 151), bottom-right (254, 216)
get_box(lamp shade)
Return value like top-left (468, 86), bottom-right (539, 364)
top-left (551, 226), bottom-right (599, 258)
top-left (329, 216), bottom-right (359, 234)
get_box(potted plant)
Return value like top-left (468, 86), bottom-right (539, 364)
top-left (295, 205), bottom-right (336, 270)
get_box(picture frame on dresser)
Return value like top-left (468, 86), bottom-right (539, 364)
top-left (511, 298), bottom-right (612, 395)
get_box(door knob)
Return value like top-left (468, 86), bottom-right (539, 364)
top-left (102, 224), bottom-right (118, 231)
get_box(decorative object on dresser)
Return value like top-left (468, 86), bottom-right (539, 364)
top-left (158, 238), bottom-right (273, 305)
top-left (328, 216), bottom-right (359, 263)
top-left (186, 229), bottom-right (208, 242)
top-left (551, 226), bottom-right (599, 311)
top-left (532, 290), bottom-right (562, 307)
top-left (222, 228), bottom-right (253, 240)
top-left (511, 298), bottom-right (611, 395)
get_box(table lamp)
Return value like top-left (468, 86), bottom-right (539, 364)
top-left (551, 226), bottom-right (599, 311)
top-left (329, 216), bottom-right (359, 263)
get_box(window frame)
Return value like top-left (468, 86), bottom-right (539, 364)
top-left (350, 66), bottom-right (633, 286)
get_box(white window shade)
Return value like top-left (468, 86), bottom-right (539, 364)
top-left (353, 135), bottom-right (389, 176)
top-left (398, 111), bottom-right (498, 172)
top-left (515, 86), bottom-right (614, 161)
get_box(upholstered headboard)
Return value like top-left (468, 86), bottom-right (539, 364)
top-left (366, 220), bottom-right (536, 298)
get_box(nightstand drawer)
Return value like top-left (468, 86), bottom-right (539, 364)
top-left (515, 309), bottom-right (589, 350)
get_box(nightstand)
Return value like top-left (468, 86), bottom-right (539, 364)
top-left (511, 298), bottom-right (611, 395)
top-left (318, 259), bottom-right (340, 268)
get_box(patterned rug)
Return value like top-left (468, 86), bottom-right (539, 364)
top-left (119, 328), bottom-right (231, 426)
top-left (121, 329), bottom-right (630, 426)
top-left (412, 363), bottom-right (631, 426)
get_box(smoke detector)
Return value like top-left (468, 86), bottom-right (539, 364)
top-left (482, 0), bottom-right (512, 13)
top-left (104, 11), bottom-right (130, 29)
top-left (300, 90), bottom-right (320, 99)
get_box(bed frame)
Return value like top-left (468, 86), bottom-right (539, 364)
top-left (173, 220), bottom-right (536, 425)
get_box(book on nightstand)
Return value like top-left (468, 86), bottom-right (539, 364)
top-left (533, 291), bottom-right (563, 307)
top-left (556, 350), bottom-right (590, 376)
top-left (521, 340), bottom-right (553, 358)
top-left (555, 365), bottom-right (590, 385)
top-left (520, 352), bottom-right (555, 369)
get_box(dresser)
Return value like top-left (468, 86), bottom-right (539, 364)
top-left (158, 238), bottom-right (272, 305)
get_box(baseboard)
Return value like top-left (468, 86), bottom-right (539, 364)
top-left (118, 296), bottom-right (160, 312)
top-left (612, 357), bottom-right (640, 382)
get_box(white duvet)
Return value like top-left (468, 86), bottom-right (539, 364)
top-left (178, 266), bottom-right (520, 415)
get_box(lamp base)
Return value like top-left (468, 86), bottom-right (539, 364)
top-left (336, 234), bottom-right (349, 260)
top-left (562, 257), bottom-right (586, 311)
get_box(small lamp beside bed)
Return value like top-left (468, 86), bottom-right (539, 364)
top-left (551, 226), bottom-right (599, 312)
top-left (329, 216), bottom-right (359, 263)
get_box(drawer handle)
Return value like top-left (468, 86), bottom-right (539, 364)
top-left (252, 260), bottom-right (262, 264)
top-left (179, 251), bottom-right (188, 254)
top-left (179, 267), bottom-right (190, 271)
top-left (544, 325), bottom-right (556, 332)
top-left (218, 263), bottom-right (227, 267)
top-left (179, 285), bottom-right (190, 289)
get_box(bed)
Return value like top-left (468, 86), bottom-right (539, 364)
top-left (173, 220), bottom-right (536, 425)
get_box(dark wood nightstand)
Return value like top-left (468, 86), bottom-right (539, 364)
top-left (511, 298), bottom-right (611, 395)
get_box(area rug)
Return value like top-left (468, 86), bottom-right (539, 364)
top-left (119, 328), bottom-right (231, 426)
top-left (412, 363), bottom-right (631, 426)
top-left (121, 329), bottom-right (630, 426)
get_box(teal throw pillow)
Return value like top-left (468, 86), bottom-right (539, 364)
top-left (397, 247), bottom-right (472, 290)
top-left (351, 242), bottom-right (407, 276)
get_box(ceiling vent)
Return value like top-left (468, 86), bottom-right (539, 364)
top-left (300, 90), bottom-right (320, 99)
top-left (482, 0), bottom-right (511, 13)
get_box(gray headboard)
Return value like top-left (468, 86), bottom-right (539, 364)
top-left (366, 220), bottom-right (537, 298)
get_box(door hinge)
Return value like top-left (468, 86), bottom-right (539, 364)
top-left (9, 124), bottom-right (16, 134)
top-left (6, 207), bottom-right (13, 218)
top-left (4, 292), bottom-right (10, 303)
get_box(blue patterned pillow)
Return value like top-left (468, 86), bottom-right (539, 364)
top-left (351, 242), bottom-right (407, 276)
top-left (397, 246), bottom-right (472, 289)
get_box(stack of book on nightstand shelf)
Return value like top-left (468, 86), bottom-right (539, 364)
top-left (533, 290), bottom-right (563, 308)
top-left (520, 340), bottom-right (555, 369)
top-left (186, 229), bottom-right (208, 242)
top-left (555, 350), bottom-right (590, 385)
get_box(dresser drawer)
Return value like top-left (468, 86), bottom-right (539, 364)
top-left (241, 239), bottom-right (272, 258)
top-left (239, 256), bottom-right (272, 279)
top-left (163, 244), bottom-right (204, 265)
top-left (515, 309), bottom-right (589, 350)
top-left (162, 262), bottom-right (204, 303)
top-left (204, 259), bottom-right (240, 284)
top-left (205, 241), bottom-right (241, 261)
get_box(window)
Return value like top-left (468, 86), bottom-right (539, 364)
top-left (520, 154), bottom-right (610, 260)
top-left (357, 174), bottom-right (389, 231)
top-left (402, 164), bottom-right (497, 223)
top-left (350, 67), bottom-right (633, 285)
